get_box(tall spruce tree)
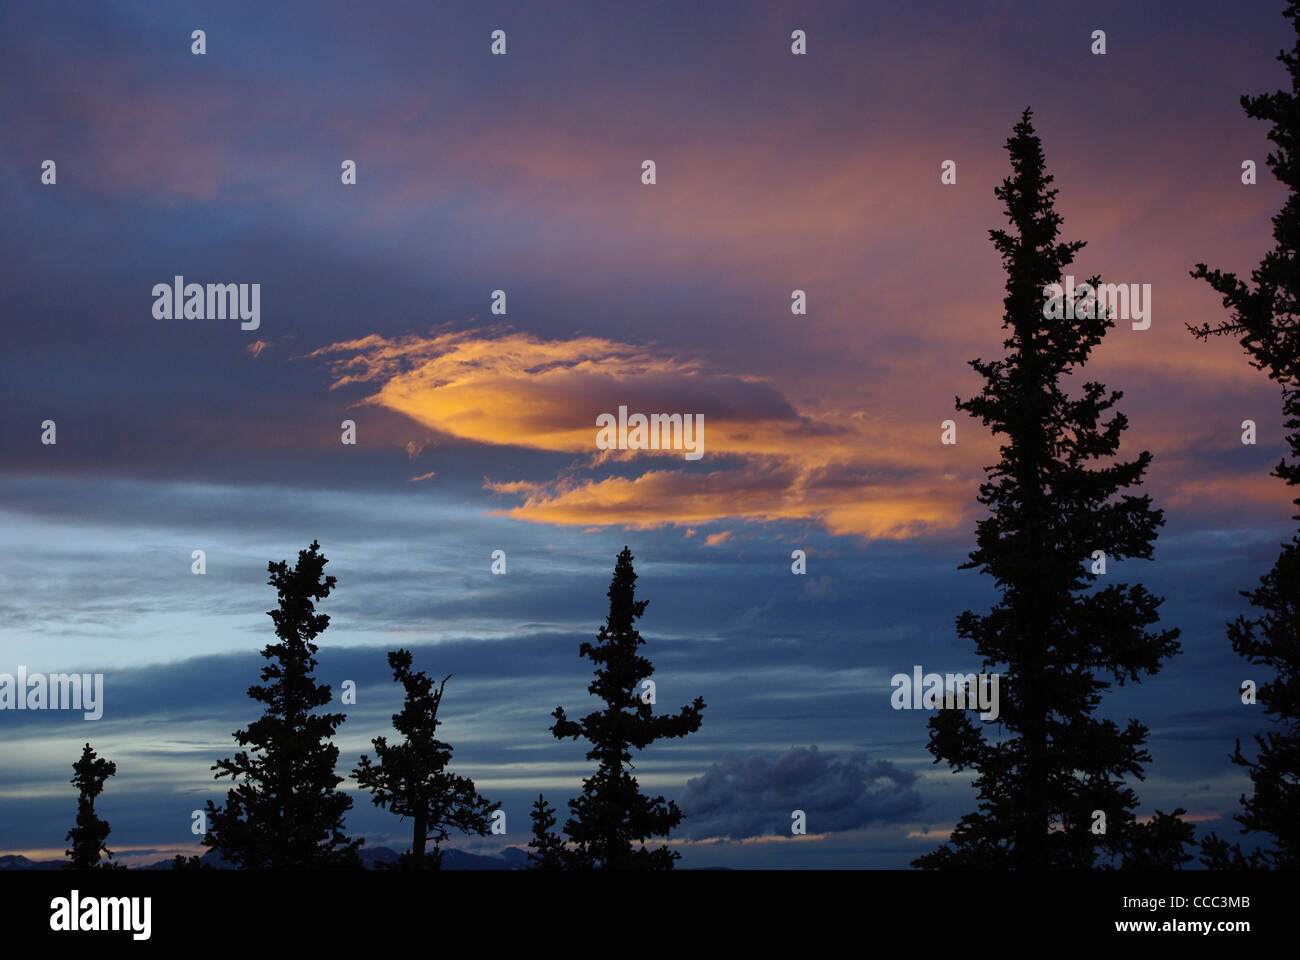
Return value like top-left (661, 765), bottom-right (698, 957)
top-left (65, 743), bottom-right (119, 870)
top-left (1189, 1), bottom-right (1300, 870)
top-left (353, 650), bottom-right (499, 869)
top-left (547, 547), bottom-right (705, 869)
top-left (914, 111), bottom-right (1186, 869)
top-left (204, 540), bottom-right (361, 869)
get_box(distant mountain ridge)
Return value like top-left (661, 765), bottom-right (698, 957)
top-left (0, 846), bottom-right (531, 870)
top-left (0, 854), bottom-right (66, 870)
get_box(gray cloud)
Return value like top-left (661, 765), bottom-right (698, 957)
top-left (679, 746), bottom-right (923, 839)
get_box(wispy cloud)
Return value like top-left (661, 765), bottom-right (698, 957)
top-left (311, 328), bottom-right (970, 537)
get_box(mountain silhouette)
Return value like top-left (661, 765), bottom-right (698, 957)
top-left (0, 846), bottom-right (532, 870)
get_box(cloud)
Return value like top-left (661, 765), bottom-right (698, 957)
top-left (311, 328), bottom-right (969, 538)
top-left (308, 328), bottom-right (808, 453)
top-left (678, 746), bottom-right (923, 840)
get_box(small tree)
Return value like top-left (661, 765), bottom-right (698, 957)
top-left (354, 650), bottom-right (498, 869)
top-left (204, 540), bottom-right (361, 869)
top-left (1189, 1), bottom-right (1300, 871)
top-left (1121, 809), bottom-right (1198, 870)
top-left (549, 547), bottom-right (705, 869)
top-left (526, 795), bottom-right (566, 870)
top-left (65, 743), bottom-right (118, 870)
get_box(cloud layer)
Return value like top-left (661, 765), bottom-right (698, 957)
top-left (679, 746), bottom-right (924, 839)
top-left (310, 328), bottom-right (983, 537)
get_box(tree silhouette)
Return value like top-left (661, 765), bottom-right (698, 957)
top-left (1188, 4), bottom-right (1300, 870)
top-left (526, 795), bottom-right (566, 869)
top-left (548, 547), bottom-right (705, 869)
top-left (65, 743), bottom-right (119, 870)
top-left (353, 650), bottom-right (499, 869)
top-left (1122, 809), bottom-right (1198, 870)
top-left (203, 540), bottom-right (361, 869)
top-left (914, 111), bottom-right (1186, 869)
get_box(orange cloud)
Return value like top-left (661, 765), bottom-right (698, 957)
top-left (310, 328), bottom-right (975, 538)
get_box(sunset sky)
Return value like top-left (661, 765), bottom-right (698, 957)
top-left (0, 0), bottom-right (1293, 867)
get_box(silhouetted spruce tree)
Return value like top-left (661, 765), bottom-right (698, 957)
top-left (1189, 2), bottom-right (1300, 870)
top-left (549, 547), bottom-right (705, 869)
top-left (65, 743), bottom-right (120, 870)
top-left (204, 540), bottom-right (361, 869)
top-left (1122, 809), bottom-right (1198, 870)
top-left (526, 795), bottom-right (566, 869)
top-left (914, 111), bottom-right (1185, 870)
top-left (353, 650), bottom-right (498, 869)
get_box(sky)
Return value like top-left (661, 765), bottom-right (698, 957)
top-left (0, 0), bottom-right (1294, 868)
